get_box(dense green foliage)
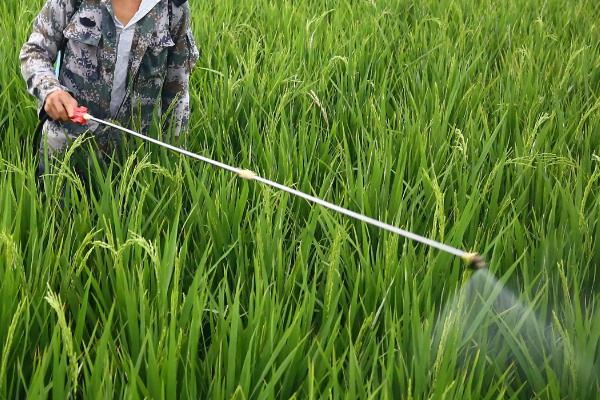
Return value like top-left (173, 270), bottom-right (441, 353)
top-left (1, 0), bottom-right (599, 398)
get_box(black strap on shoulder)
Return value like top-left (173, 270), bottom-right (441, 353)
top-left (168, 0), bottom-right (173, 33)
top-left (167, 0), bottom-right (187, 36)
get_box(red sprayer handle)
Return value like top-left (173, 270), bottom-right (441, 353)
top-left (71, 106), bottom-right (90, 125)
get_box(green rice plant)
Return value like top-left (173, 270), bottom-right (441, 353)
top-left (0, 0), bottom-right (599, 398)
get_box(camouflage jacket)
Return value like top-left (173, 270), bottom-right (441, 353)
top-left (20, 0), bottom-right (199, 155)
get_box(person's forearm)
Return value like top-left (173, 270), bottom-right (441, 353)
top-left (20, 0), bottom-right (75, 115)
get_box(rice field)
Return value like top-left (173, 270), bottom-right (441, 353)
top-left (1, 0), bottom-right (600, 398)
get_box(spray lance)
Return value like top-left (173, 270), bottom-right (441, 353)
top-left (69, 106), bottom-right (488, 270)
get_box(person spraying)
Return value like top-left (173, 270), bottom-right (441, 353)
top-left (20, 0), bottom-right (199, 175)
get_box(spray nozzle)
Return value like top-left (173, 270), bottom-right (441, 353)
top-left (71, 106), bottom-right (91, 125)
top-left (463, 253), bottom-right (488, 270)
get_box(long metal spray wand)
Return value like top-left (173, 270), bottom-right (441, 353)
top-left (71, 107), bottom-right (487, 270)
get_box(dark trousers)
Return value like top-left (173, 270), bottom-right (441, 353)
top-left (35, 143), bottom-right (112, 199)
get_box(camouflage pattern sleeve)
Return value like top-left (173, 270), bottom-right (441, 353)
top-left (162, 2), bottom-right (199, 136)
top-left (20, 0), bottom-right (77, 116)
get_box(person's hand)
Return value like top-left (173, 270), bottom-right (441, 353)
top-left (44, 90), bottom-right (78, 122)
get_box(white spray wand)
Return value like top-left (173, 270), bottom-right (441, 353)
top-left (70, 106), bottom-right (487, 270)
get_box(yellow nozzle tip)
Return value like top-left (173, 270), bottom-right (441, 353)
top-left (462, 252), bottom-right (478, 263)
top-left (83, 113), bottom-right (91, 120)
top-left (462, 252), bottom-right (487, 270)
top-left (238, 169), bottom-right (257, 180)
